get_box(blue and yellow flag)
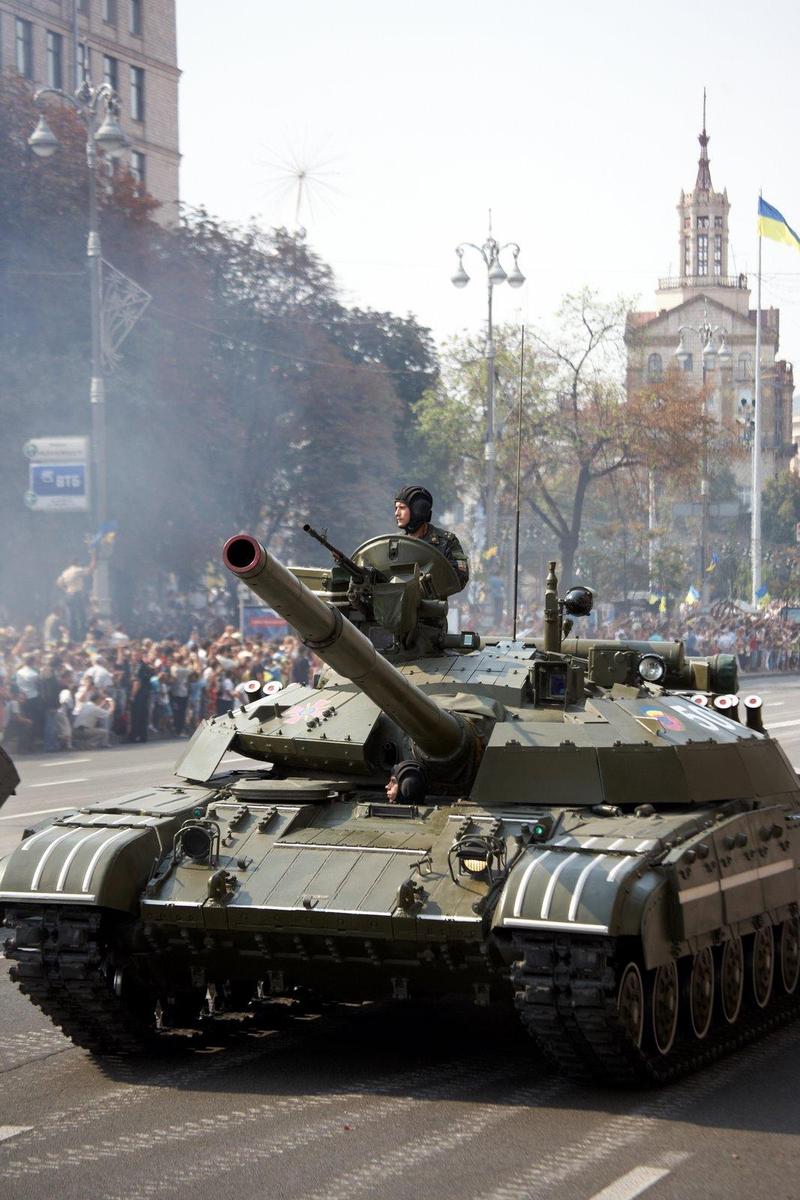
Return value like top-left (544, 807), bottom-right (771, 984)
top-left (758, 197), bottom-right (800, 252)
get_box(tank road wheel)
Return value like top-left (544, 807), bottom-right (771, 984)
top-left (687, 947), bottom-right (715, 1040)
top-left (616, 962), bottom-right (644, 1048)
top-left (779, 916), bottom-right (800, 995)
top-left (719, 936), bottom-right (744, 1024)
top-left (749, 926), bottom-right (775, 1009)
top-left (651, 961), bottom-right (679, 1055)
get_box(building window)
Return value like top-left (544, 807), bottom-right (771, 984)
top-left (103, 0), bottom-right (117, 23)
top-left (697, 215), bottom-right (709, 229)
top-left (47, 30), bottom-right (64, 89)
top-left (130, 150), bottom-right (146, 189)
top-left (15, 18), bottom-right (33, 80)
top-left (130, 0), bottom-right (143, 35)
top-left (77, 0), bottom-right (88, 11)
top-left (737, 353), bottom-right (752, 382)
top-left (130, 65), bottom-right (145, 121)
top-left (103, 54), bottom-right (118, 91)
top-left (647, 353), bottom-right (663, 382)
top-left (714, 216), bottom-right (723, 228)
top-left (681, 353), bottom-right (693, 373)
top-left (683, 238), bottom-right (691, 276)
top-left (78, 42), bottom-right (91, 81)
top-left (713, 234), bottom-right (722, 277)
top-left (697, 233), bottom-right (708, 276)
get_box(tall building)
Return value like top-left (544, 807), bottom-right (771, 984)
top-left (0, 0), bottom-right (179, 221)
top-left (626, 110), bottom-right (795, 506)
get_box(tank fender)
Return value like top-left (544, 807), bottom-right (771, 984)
top-left (657, 805), bottom-right (800, 948)
top-left (0, 791), bottom-right (213, 913)
top-left (492, 832), bottom-right (663, 943)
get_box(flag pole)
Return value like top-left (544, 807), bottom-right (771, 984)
top-left (751, 191), bottom-right (763, 607)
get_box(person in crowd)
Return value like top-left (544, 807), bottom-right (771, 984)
top-left (56, 550), bottom-right (96, 643)
top-left (129, 651), bottom-right (152, 743)
top-left (39, 656), bottom-right (63, 753)
top-left (72, 689), bottom-right (113, 749)
top-left (42, 605), bottom-right (68, 649)
top-left (56, 674), bottom-right (74, 751)
top-left (14, 653), bottom-right (42, 748)
top-left (169, 650), bottom-right (191, 735)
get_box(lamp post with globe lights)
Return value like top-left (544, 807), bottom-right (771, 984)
top-left (451, 228), bottom-right (525, 556)
top-left (28, 80), bottom-right (128, 621)
top-left (674, 304), bottom-right (732, 607)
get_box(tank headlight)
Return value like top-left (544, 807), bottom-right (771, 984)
top-left (462, 856), bottom-right (488, 875)
top-left (638, 653), bottom-right (667, 684)
top-left (448, 834), bottom-right (507, 883)
top-left (181, 823), bottom-right (214, 863)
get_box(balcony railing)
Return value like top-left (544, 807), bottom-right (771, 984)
top-left (658, 274), bottom-right (748, 291)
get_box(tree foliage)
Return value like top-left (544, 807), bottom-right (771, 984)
top-left (415, 290), bottom-right (711, 585)
top-left (0, 74), bottom-right (437, 625)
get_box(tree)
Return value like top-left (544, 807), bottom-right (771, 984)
top-left (415, 291), bottom-right (711, 588)
top-left (0, 75), bottom-right (433, 626)
top-left (762, 471), bottom-right (800, 546)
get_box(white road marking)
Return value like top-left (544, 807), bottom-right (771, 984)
top-left (29, 779), bottom-right (88, 789)
top-left (37, 758), bottom-right (91, 768)
top-left (767, 717), bottom-right (800, 729)
top-left (768, 701), bottom-right (785, 707)
top-left (588, 1166), bottom-right (671, 1200)
top-left (0, 806), bottom-right (76, 822)
top-left (0, 1127), bottom-right (33, 1143)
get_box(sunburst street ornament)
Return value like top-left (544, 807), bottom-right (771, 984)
top-left (262, 140), bottom-right (342, 233)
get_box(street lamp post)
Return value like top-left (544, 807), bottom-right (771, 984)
top-left (451, 226), bottom-right (525, 556)
top-left (28, 80), bottom-right (128, 621)
top-left (675, 304), bottom-right (732, 607)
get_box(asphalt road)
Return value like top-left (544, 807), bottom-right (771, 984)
top-left (1, 675), bottom-right (799, 1200)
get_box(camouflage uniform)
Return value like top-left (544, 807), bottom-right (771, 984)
top-left (413, 524), bottom-right (470, 590)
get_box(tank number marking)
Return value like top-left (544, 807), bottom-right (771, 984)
top-left (669, 701), bottom-right (747, 735)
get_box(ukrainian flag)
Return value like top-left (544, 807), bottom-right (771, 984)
top-left (758, 197), bottom-right (800, 252)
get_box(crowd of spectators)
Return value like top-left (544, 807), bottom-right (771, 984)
top-left (460, 596), bottom-right (800, 673)
top-left (0, 611), bottom-right (316, 756)
top-left (2, 582), bottom-right (799, 756)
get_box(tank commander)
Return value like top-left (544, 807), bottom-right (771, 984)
top-left (384, 759), bottom-right (428, 805)
top-left (394, 485), bottom-right (469, 590)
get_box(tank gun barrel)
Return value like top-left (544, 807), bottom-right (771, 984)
top-left (222, 534), bottom-right (466, 761)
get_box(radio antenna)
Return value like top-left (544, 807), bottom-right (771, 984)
top-left (512, 324), bottom-right (525, 640)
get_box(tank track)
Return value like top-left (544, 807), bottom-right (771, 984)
top-left (3, 906), bottom-right (159, 1056)
top-left (511, 931), bottom-right (800, 1085)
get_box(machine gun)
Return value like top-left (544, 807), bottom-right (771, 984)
top-left (302, 523), bottom-right (379, 583)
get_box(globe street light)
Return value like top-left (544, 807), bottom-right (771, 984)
top-left (451, 227), bottom-right (525, 556)
top-left (29, 79), bottom-right (128, 622)
top-left (674, 304), bottom-right (732, 607)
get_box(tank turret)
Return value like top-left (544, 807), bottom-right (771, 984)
top-left (222, 533), bottom-right (482, 774)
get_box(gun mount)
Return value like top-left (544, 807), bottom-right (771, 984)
top-left (222, 533), bottom-right (481, 773)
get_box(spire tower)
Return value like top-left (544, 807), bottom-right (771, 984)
top-left (695, 88), bottom-right (712, 192)
top-left (655, 91), bottom-right (741, 310)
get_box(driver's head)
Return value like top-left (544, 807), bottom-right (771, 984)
top-left (390, 759), bottom-right (428, 805)
top-left (394, 485), bottom-right (433, 534)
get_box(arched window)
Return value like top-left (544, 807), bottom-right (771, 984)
top-left (647, 353), bottom-right (663, 381)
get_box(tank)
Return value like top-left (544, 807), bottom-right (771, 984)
top-left (0, 746), bottom-right (20, 810)
top-left (3, 531), bottom-right (800, 1084)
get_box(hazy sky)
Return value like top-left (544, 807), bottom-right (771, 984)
top-left (176, 0), bottom-right (800, 368)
